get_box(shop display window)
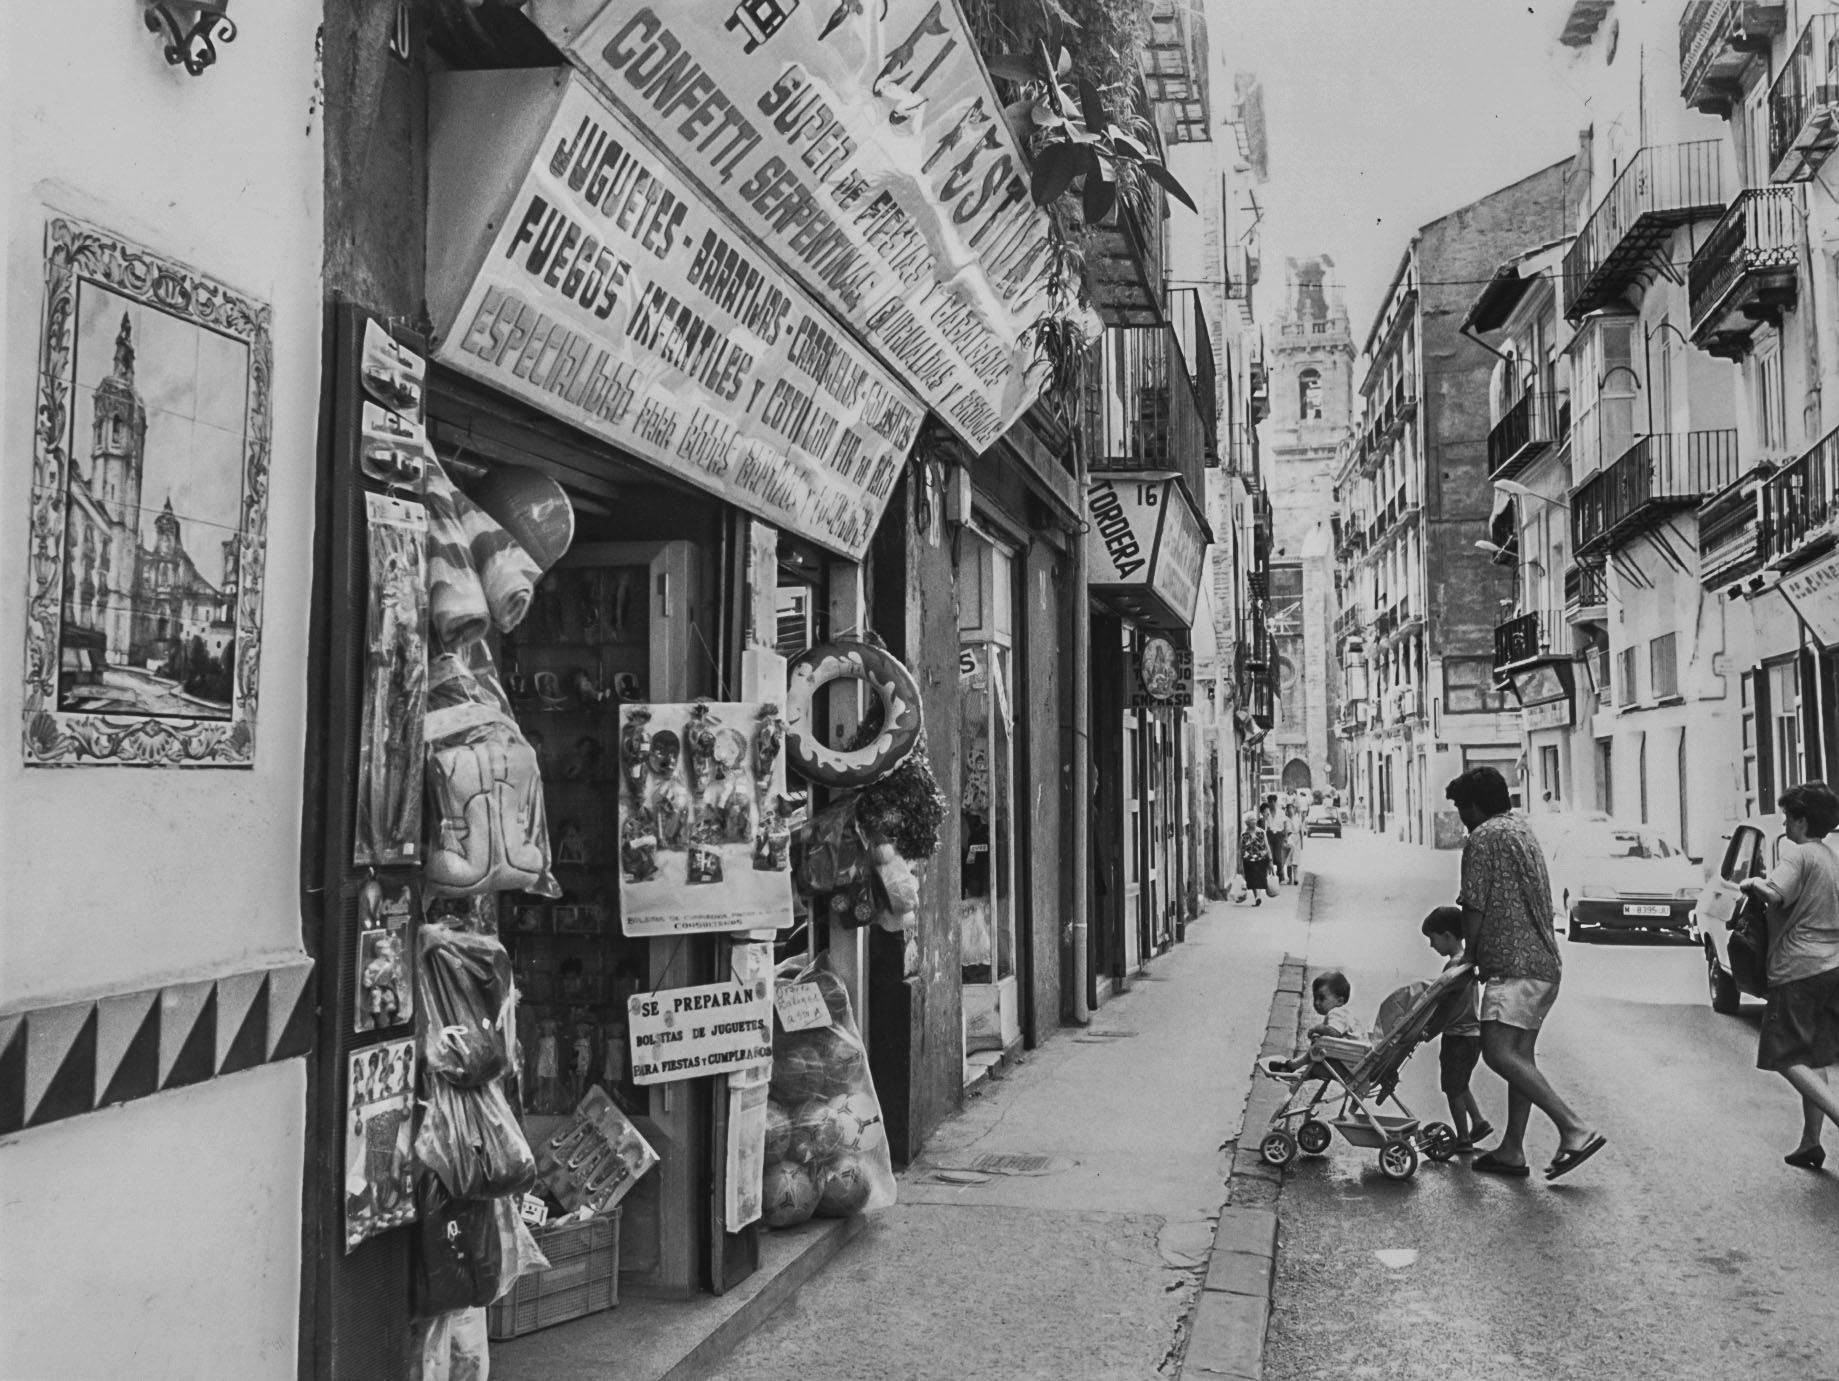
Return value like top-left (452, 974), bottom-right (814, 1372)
top-left (957, 531), bottom-right (1018, 1062)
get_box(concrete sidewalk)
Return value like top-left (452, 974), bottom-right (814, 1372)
top-left (496, 882), bottom-right (1313, 1379)
top-left (696, 885), bottom-right (1309, 1380)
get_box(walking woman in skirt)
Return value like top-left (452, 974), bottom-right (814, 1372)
top-left (1241, 811), bottom-right (1274, 905)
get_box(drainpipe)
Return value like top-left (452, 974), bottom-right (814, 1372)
top-left (1070, 427), bottom-right (1092, 1026)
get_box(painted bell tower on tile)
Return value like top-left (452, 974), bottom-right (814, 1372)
top-left (1263, 257), bottom-right (1353, 794)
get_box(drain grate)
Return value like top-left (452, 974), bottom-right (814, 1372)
top-left (971, 1152), bottom-right (1056, 1175)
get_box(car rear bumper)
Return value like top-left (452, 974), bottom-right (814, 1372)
top-left (1573, 899), bottom-right (1696, 931)
top-left (1304, 824), bottom-right (1341, 836)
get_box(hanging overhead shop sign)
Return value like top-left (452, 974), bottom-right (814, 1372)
top-left (428, 70), bottom-right (923, 561)
top-left (1778, 548), bottom-right (1839, 649)
top-left (530, 0), bottom-right (1057, 452)
top-left (1084, 474), bottom-right (1210, 630)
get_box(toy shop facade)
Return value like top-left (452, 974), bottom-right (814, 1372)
top-left (304, 3), bottom-right (1081, 1371)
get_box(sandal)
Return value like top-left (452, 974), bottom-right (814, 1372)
top-left (1470, 1151), bottom-right (1529, 1177)
top-left (1467, 1120), bottom-right (1494, 1145)
top-left (1544, 1133), bottom-right (1607, 1180)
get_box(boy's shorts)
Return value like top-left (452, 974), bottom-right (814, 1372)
top-left (1439, 1033), bottom-right (1481, 1094)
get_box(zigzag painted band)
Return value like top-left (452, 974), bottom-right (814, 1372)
top-left (0, 958), bottom-right (315, 1135)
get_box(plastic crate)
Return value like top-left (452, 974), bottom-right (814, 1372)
top-left (486, 1211), bottom-right (620, 1340)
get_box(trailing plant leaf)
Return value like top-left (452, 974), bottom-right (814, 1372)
top-left (1078, 78), bottom-right (1109, 138)
top-left (1082, 159), bottom-right (1117, 226)
top-left (1138, 158), bottom-right (1199, 214)
top-left (1031, 141), bottom-right (1085, 206)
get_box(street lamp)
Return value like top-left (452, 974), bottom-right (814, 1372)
top-left (1494, 478), bottom-right (1571, 510)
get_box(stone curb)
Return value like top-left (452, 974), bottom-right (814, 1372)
top-left (1176, 876), bottom-right (1316, 1379)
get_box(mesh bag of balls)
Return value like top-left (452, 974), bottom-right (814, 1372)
top-left (760, 962), bottom-right (896, 1227)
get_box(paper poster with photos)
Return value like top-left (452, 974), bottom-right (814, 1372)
top-left (345, 1038), bottom-right (417, 1251)
top-left (617, 701), bottom-right (794, 936)
top-left (23, 215), bottom-right (273, 766)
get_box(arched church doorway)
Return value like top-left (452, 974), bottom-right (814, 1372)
top-left (1282, 758), bottom-right (1312, 792)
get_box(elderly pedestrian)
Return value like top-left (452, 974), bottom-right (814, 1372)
top-left (1738, 780), bottom-right (1839, 1169)
top-left (1446, 766), bottom-right (1605, 1180)
top-left (1240, 811), bottom-right (1274, 905)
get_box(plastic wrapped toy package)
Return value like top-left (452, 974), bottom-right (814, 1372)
top-left (416, 924), bottom-right (516, 1087)
top-left (761, 956), bottom-right (896, 1227)
top-left (416, 1077), bottom-right (537, 1202)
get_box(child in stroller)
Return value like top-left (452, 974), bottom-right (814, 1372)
top-left (1255, 961), bottom-right (1477, 1181)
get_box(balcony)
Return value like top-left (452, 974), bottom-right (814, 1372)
top-left (1333, 602), bottom-right (1365, 639)
top-left (1488, 390), bottom-right (1568, 481)
top-left (1493, 609), bottom-right (1570, 677)
top-left (1698, 476), bottom-right (1767, 589)
top-left (1090, 321), bottom-right (1210, 504)
top-left (1680, 0), bottom-right (1786, 116)
top-left (1769, 13), bottom-right (1839, 182)
top-left (1573, 430), bottom-right (1743, 555)
top-left (1764, 425), bottom-right (1839, 568)
top-left (1563, 142), bottom-right (1727, 321)
top-left (1564, 561), bottom-right (1608, 624)
top-left (1688, 186), bottom-right (1803, 359)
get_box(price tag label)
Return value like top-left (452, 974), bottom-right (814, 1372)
top-left (518, 1193), bottom-right (549, 1227)
top-left (774, 982), bottom-right (830, 1032)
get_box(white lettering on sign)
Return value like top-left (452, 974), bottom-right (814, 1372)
top-left (543, 0), bottom-right (1057, 452)
top-left (1780, 548), bottom-right (1839, 649)
top-left (773, 981), bottom-right (831, 1032)
top-left (628, 980), bottom-right (775, 1085)
top-left (433, 75), bottom-right (922, 561)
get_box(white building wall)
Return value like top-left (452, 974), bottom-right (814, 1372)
top-left (1, 3), bottom-right (322, 1374)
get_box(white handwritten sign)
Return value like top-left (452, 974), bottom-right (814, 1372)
top-left (540, 0), bottom-right (1056, 451)
top-left (429, 71), bottom-right (922, 561)
top-left (773, 980), bottom-right (831, 1032)
top-left (627, 980), bottom-right (774, 1085)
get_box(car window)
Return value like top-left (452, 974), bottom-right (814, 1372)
top-left (1723, 827), bottom-right (1762, 881)
top-left (1573, 826), bottom-right (1674, 859)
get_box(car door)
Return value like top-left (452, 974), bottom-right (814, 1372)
top-left (1703, 826), bottom-right (1768, 982)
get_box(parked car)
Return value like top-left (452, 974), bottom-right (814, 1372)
top-left (1526, 811), bottom-right (1702, 941)
top-left (1694, 814), bottom-right (1785, 1014)
top-left (1303, 804), bottom-right (1341, 838)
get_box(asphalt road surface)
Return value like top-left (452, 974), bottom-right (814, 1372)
top-left (1264, 829), bottom-right (1839, 1381)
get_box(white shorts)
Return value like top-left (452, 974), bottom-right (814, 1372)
top-left (1479, 977), bottom-right (1559, 1031)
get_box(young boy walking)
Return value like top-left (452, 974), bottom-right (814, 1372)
top-left (1422, 906), bottom-right (1493, 1153)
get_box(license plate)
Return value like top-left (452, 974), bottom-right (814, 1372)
top-left (1623, 903), bottom-right (1670, 917)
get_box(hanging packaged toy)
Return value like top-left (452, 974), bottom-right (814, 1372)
top-left (416, 923), bottom-right (515, 1086)
top-left (536, 1084), bottom-right (660, 1216)
top-left (356, 494), bottom-right (429, 866)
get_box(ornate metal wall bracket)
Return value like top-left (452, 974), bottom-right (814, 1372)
top-left (143, 1), bottom-right (236, 76)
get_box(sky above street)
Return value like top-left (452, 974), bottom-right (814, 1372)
top-left (1207, 0), bottom-right (1591, 339)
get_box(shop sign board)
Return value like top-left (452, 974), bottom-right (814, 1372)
top-left (616, 700), bottom-right (795, 936)
top-left (1778, 549), bottom-right (1839, 649)
top-left (1084, 473), bottom-right (1209, 628)
top-left (1523, 696), bottom-right (1574, 731)
top-left (429, 72), bottom-right (923, 562)
top-left (535, 0), bottom-right (1056, 451)
top-left (1131, 635), bottom-right (1193, 709)
top-left (627, 979), bottom-right (774, 1084)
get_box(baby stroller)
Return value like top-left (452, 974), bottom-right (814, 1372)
top-left (1256, 962), bottom-right (1475, 1181)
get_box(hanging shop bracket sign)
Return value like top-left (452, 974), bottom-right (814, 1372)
top-left (1084, 473), bottom-right (1210, 629)
top-left (1131, 634), bottom-right (1193, 709)
top-left (1777, 549), bottom-right (1839, 649)
top-left (528, 0), bottom-right (1056, 452)
top-left (427, 69), bottom-right (924, 562)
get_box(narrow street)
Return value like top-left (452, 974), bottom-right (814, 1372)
top-left (1266, 831), bottom-right (1839, 1381)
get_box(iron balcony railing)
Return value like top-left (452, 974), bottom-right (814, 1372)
top-left (1573, 430), bottom-right (1743, 555)
top-left (1488, 390), bottom-right (1566, 481)
top-left (1564, 142), bottom-right (1727, 320)
top-left (1680, 1), bottom-right (1786, 115)
top-left (1493, 609), bottom-right (1564, 674)
top-left (1764, 425), bottom-right (1839, 565)
top-left (1769, 12), bottom-right (1839, 181)
top-left (1688, 185), bottom-right (1802, 354)
top-left (1090, 322), bottom-right (1209, 503)
top-left (1564, 562), bottom-right (1608, 619)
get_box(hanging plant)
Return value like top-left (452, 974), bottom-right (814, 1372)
top-left (986, 43), bottom-right (1198, 224)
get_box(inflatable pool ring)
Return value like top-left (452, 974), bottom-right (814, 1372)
top-left (784, 640), bottom-right (923, 787)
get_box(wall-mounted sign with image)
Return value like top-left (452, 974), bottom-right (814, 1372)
top-left (22, 216), bottom-right (273, 766)
top-left (1132, 635), bottom-right (1193, 708)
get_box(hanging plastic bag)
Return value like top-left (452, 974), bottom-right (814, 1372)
top-left (416, 1078), bottom-right (537, 1202)
top-left (410, 1306), bottom-right (492, 1381)
top-left (413, 1181), bottom-right (504, 1318)
top-left (491, 1197), bottom-right (552, 1302)
top-left (761, 955), bottom-right (895, 1226)
top-left (417, 924), bottom-right (514, 1087)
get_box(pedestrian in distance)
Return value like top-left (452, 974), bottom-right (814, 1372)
top-left (1446, 765), bottom-right (1606, 1180)
top-left (1267, 796), bottom-right (1292, 887)
top-left (1283, 802), bottom-right (1303, 884)
top-left (1239, 811), bottom-right (1276, 905)
top-left (1737, 780), bottom-right (1839, 1170)
top-left (1421, 905), bottom-right (1493, 1154)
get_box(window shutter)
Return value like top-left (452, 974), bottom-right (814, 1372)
top-left (1754, 666), bottom-right (1775, 813)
